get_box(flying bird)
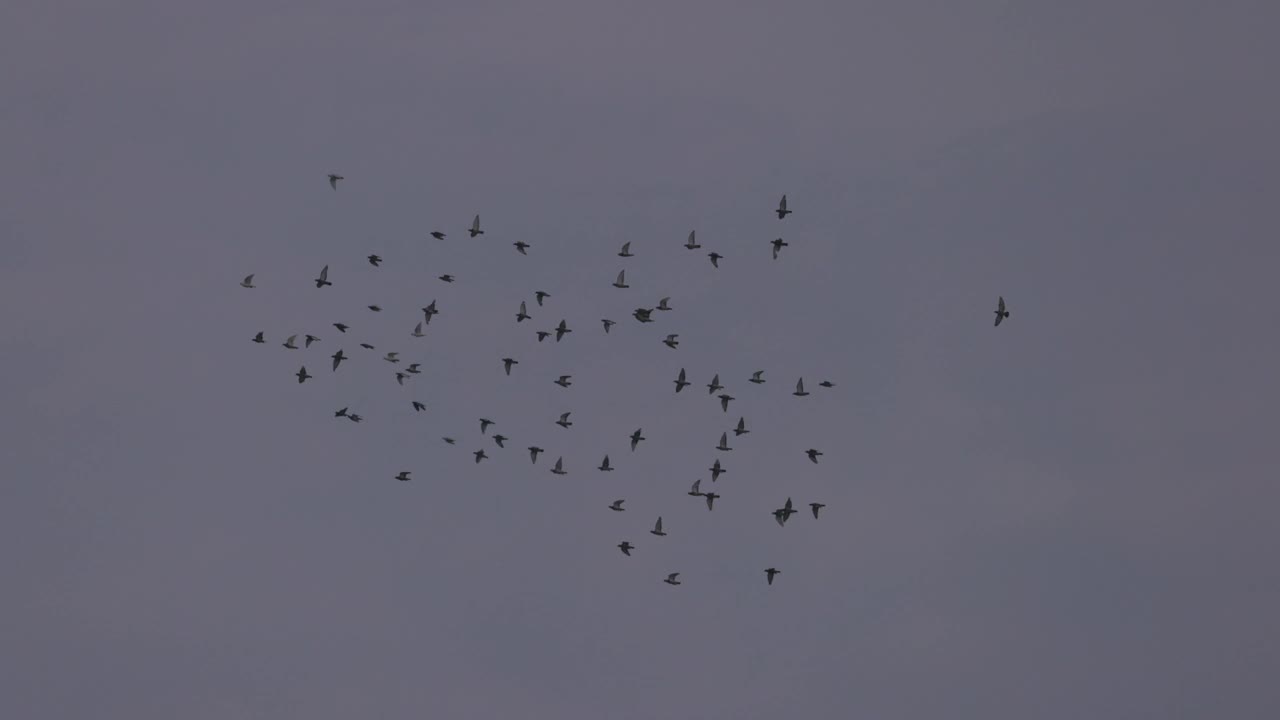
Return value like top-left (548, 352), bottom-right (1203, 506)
top-left (709, 459), bottom-right (725, 481)
top-left (599, 455), bottom-right (614, 472)
top-left (718, 394), bottom-right (734, 412)
top-left (469, 215), bottom-right (484, 237)
top-left (443, 437), bottom-right (456, 445)
top-left (708, 252), bottom-right (722, 268)
top-left (650, 517), bottom-right (667, 536)
top-left (707, 374), bottom-right (723, 394)
top-left (776, 194), bottom-right (791, 219)
top-left (327, 174), bottom-right (343, 190)
top-left (368, 305), bottom-right (382, 312)
top-left (618, 542), bottom-right (634, 556)
top-left (492, 434), bottom-right (507, 448)
top-left (806, 449), bottom-right (823, 464)
top-left (994, 296), bottom-right (1010, 327)
top-left (333, 323), bottom-right (349, 333)
top-left (765, 567), bottom-right (781, 585)
top-left (819, 380), bottom-right (835, 388)
top-left (749, 370), bottom-right (765, 384)
top-left (314, 265), bottom-right (331, 288)
top-left (535, 291), bottom-right (550, 306)
top-left (612, 270), bottom-right (629, 289)
top-left (704, 492), bottom-right (720, 511)
top-left (395, 471), bottom-right (411, 482)
top-left (282, 334), bottom-right (298, 349)
top-left (556, 412), bottom-right (573, 428)
top-left (774, 498), bottom-right (798, 527)
top-left (554, 375), bottom-right (572, 388)
top-left (513, 240), bottom-right (529, 255)
top-left (657, 297), bottom-right (671, 311)
top-left (663, 334), bottom-right (679, 349)
top-left (771, 237), bottom-right (789, 260)
top-left (412, 401), bottom-right (426, 412)
top-left (551, 457), bottom-right (567, 475)
top-left (793, 378), bottom-right (809, 397)
top-left (360, 343), bottom-right (375, 350)
top-left (384, 352), bottom-right (400, 363)
top-left (331, 349), bottom-right (347, 371)
top-left (412, 322), bottom-right (425, 337)
top-left (608, 499), bottom-right (624, 511)
top-left (405, 363), bottom-right (421, 374)
top-left (528, 446), bottom-right (544, 463)
top-left (555, 320), bottom-right (571, 342)
top-left (304, 334), bottom-right (320, 348)
top-left (334, 407), bottom-right (348, 418)
top-left (474, 449), bottom-right (488, 463)
top-left (367, 254), bottom-right (382, 267)
top-left (438, 274), bottom-right (455, 283)
top-left (240, 274), bottom-right (256, 288)
top-left (536, 331), bottom-right (550, 342)
top-left (296, 366), bottom-right (311, 383)
top-left (395, 372), bottom-right (408, 386)
top-left (629, 428), bottom-right (645, 452)
top-left (674, 368), bottom-right (690, 393)
top-left (502, 357), bottom-right (518, 375)
top-left (716, 432), bottom-right (732, 451)
top-left (347, 414), bottom-right (363, 423)
top-left (252, 331), bottom-right (265, 344)
top-left (810, 502), bottom-right (825, 519)
top-left (688, 479), bottom-right (703, 496)
top-left (430, 231), bottom-right (446, 240)
top-left (633, 307), bottom-right (654, 323)
top-left (479, 418), bottom-right (494, 434)
top-left (516, 302), bottom-right (530, 323)
top-left (601, 319), bottom-right (616, 333)
top-left (684, 231), bottom-right (700, 250)
top-left (663, 572), bottom-right (681, 586)
top-left (618, 242), bottom-right (633, 257)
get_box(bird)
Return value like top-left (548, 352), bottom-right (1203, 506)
top-left (657, 297), bottom-right (671, 311)
top-left (528, 446), bottom-right (544, 463)
top-left (304, 334), bottom-right (320, 348)
top-left (516, 302), bottom-right (531, 323)
top-left (412, 322), bottom-right (425, 337)
top-left (314, 265), bottom-right (331, 288)
top-left (551, 457), bottom-right (567, 475)
top-left (612, 270), bottom-right (629, 289)
top-left (806, 449), bottom-right (823, 464)
top-left (438, 274), bottom-right (455, 283)
top-left (296, 366), bottom-right (311, 383)
top-left (776, 194), bottom-right (791, 219)
top-left (395, 372), bottom-right (408, 386)
top-left (601, 318), bottom-right (616, 333)
top-left (674, 368), bottom-right (691, 393)
top-left (513, 240), bottom-right (529, 255)
top-left (770, 238), bottom-right (789, 260)
top-left (556, 412), bottom-right (573, 428)
top-left (535, 291), bottom-right (550, 306)
top-left (555, 320), bottom-right (571, 342)
top-left (360, 343), bottom-right (376, 350)
top-left (333, 323), bottom-right (349, 333)
top-left (502, 358), bottom-right (518, 375)
top-left (536, 331), bottom-right (551, 342)
top-left (422, 301), bottom-right (438, 321)
top-left (554, 375), bottom-right (572, 388)
top-left (327, 174), bottom-right (343, 190)
top-left (684, 231), bottom-right (701, 250)
top-left (618, 242), bottom-right (633, 257)
top-left (480, 418), bottom-right (495, 434)
top-left (650, 517), bottom-right (667, 536)
top-left (618, 542), bottom-right (634, 556)
top-left (774, 498), bottom-right (798, 527)
top-left (819, 380), bottom-right (835, 388)
top-left (347, 414), bottom-right (363, 423)
top-left (810, 502), bottom-right (825, 519)
top-left (709, 459), bottom-right (725, 481)
top-left (443, 437), bottom-right (456, 445)
top-left (707, 374), bottom-right (723, 394)
top-left (718, 394), bottom-right (734, 413)
top-left (412, 401), bottom-right (426, 412)
top-left (599, 455), bottom-right (614, 472)
top-left (331, 349), bottom-right (347, 371)
top-left (704, 492), bottom-right (720, 511)
top-left (368, 305), bottom-right (382, 312)
top-left (367, 254), bottom-right (382, 267)
top-left (749, 370), bottom-right (765, 384)
top-left (663, 572), bottom-right (681, 586)
top-left (633, 307), bottom-right (654, 323)
top-left (608, 499), bottom-right (625, 511)
top-left (492, 434), bottom-right (507, 448)
top-left (240, 274), bottom-right (256, 288)
top-left (395, 471), bottom-right (411, 482)
top-left (406, 363), bottom-right (421, 374)
top-left (708, 252), bottom-right (722, 268)
top-left (430, 231), bottom-right (446, 240)
top-left (469, 215), bottom-right (484, 237)
top-left (629, 428), bottom-right (645, 452)
top-left (282, 334), bottom-right (299, 350)
top-left (384, 352), bottom-right (400, 364)
top-left (793, 378), bottom-right (809, 397)
top-left (474, 449), bottom-right (488, 463)
top-left (994, 296), bottom-right (1010, 327)
top-left (334, 407), bottom-right (348, 418)
top-left (765, 567), bottom-right (781, 585)
top-left (663, 334), bottom-right (679, 349)
top-left (716, 432), bottom-right (732, 451)
top-left (252, 331), bottom-right (265, 344)
top-left (688, 479), bottom-right (703, 496)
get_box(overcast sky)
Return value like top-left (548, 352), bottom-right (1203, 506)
top-left (3, 1), bottom-right (1279, 718)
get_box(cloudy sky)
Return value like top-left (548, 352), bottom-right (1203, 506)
top-left (3, 1), bottom-right (1279, 717)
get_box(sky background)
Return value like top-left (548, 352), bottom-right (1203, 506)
top-left (3, 1), bottom-right (1279, 718)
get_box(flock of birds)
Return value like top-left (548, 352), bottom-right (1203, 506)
top-left (239, 174), bottom-right (1013, 588)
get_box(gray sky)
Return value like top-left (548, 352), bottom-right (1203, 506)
top-left (3, 1), bottom-right (1279, 717)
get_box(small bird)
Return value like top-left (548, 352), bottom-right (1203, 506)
top-left (528, 446), bottom-right (544, 463)
top-left (347, 414), bottom-right (363, 423)
top-left (555, 320), bottom-right (571, 342)
top-left (367, 254), bottom-right (382, 267)
top-left (430, 231), bottom-right (446, 240)
top-left (819, 380), bottom-right (835, 388)
top-left (707, 374), bottom-right (723, 394)
top-left (469, 214), bottom-right (484, 237)
top-left (599, 455), bottom-right (614, 472)
top-left (536, 331), bottom-right (551, 342)
top-left (443, 437), bottom-right (456, 445)
top-left (776, 194), bottom-right (791, 219)
top-left (422, 301), bottom-right (438, 321)
top-left (314, 265), bottom-right (331, 288)
top-left (334, 407), bottom-right (348, 418)
top-left (502, 358), bottom-right (518, 375)
top-left (535, 291), bottom-right (550, 306)
top-left (633, 307), bottom-right (654, 323)
top-left (395, 372), bottom-right (408, 386)
top-left (674, 368), bottom-right (691, 393)
top-left (806, 449), bottom-right (823, 464)
top-left (551, 457), bottom-right (567, 475)
top-left (333, 323), bottom-right (349, 333)
top-left (395, 471), bottom-right (411, 482)
top-left (328, 174), bottom-right (343, 190)
top-left (474, 449), bottom-right (488, 463)
top-left (663, 334), bottom-right (679, 349)
top-left (602, 319), bottom-right (616, 333)
top-left (629, 428), bottom-right (645, 452)
top-left (685, 231), bottom-right (701, 250)
top-left (765, 567), bottom-right (781, 585)
top-left (492, 434), bottom-right (507, 448)
top-left (556, 412), bottom-right (573, 429)
top-left (770, 237), bottom-right (789, 260)
top-left (994, 296), bottom-right (1010, 327)
top-left (716, 432), bottom-right (732, 451)
top-left (810, 502), bottom-right (825, 519)
top-left (406, 363), bottom-right (421, 374)
top-left (618, 541), bottom-right (634, 556)
top-left (793, 378), bottom-right (809, 397)
top-left (412, 401), bottom-right (426, 412)
top-left (708, 252), bottom-right (722, 268)
top-left (651, 517), bottom-right (666, 536)
top-left (439, 274), bottom-right (455, 283)
top-left (608, 499), bottom-right (624, 511)
top-left (384, 352), bottom-right (400, 364)
top-left (513, 240), bottom-right (529, 255)
top-left (283, 334), bottom-right (299, 350)
top-left (613, 270), bottom-right (629, 289)
top-left (704, 492), bottom-right (720, 511)
top-left (412, 322), bottom-right (425, 338)
top-left (718, 394), bottom-right (734, 413)
top-left (360, 343), bottom-right (375, 350)
top-left (688, 479), bottom-right (703, 496)
top-left (331, 349), bottom-right (347, 371)
top-left (252, 331), bottom-right (265, 344)
top-left (296, 366), bottom-right (311, 383)
top-left (618, 242), bottom-right (633, 257)
top-left (554, 375), bottom-right (572, 388)
top-left (516, 302), bottom-right (531, 323)
top-left (240, 274), bottom-right (256, 288)
top-left (749, 370), bottom-right (765, 384)
top-left (774, 498), bottom-right (798, 527)
top-left (480, 418), bottom-right (495, 434)
top-left (657, 297), bottom-right (671, 311)
top-left (709, 459), bottom-right (725, 481)
top-left (305, 334), bottom-right (320, 348)
top-left (368, 305), bottom-right (382, 312)
top-left (734, 417), bottom-right (749, 436)
top-left (663, 572), bottom-right (681, 586)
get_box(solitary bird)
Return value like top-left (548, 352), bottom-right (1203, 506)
top-left (810, 502), bottom-right (826, 519)
top-left (793, 378), bottom-right (810, 397)
top-left (367, 254), bottom-right (382, 267)
top-left (704, 492), bottom-right (720, 511)
top-left (771, 238), bottom-right (789, 260)
top-left (776, 194), bottom-right (791, 219)
top-left (430, 231), bottom-right (446, 240)
top-left (314, 265), bottom-right (331, 288)
top-left (535, 291), bottom-right (550, 306)
top-left (664, 572), bottom-right (681, 586)
top-left (252, 331), bottom-right (265, 344)
top-left (480, 418), bottom-right (495, 434)
top-left (502, 357), bottom-right (518, 375)
top-left (395, 471), bottom-right (411, 482)
top-left (618, 542), bottom-right (634, 556)
top-left (556, 412), bottom-right (573, 429)
top-left (688, 479), bottom-right (703, 496)
top-left (474, 449), bottom-right (488, 464)
top-left (599, 455), bottom-right (614, 472)
top-left (240, 274), bottom-right (256, 288)
top-left (551, 457), bottom-right (567, 475)
top-left (618, 242), bottom-right (633, 257)
top-left (707, 374), bottom-right (723, 394)
top-left (555, 320), bottom-right (571, 342)
top-left (443, 437), bottom-right (456, 445)
top-left (528, 446), bottom-right (544, 463)
top-left (709, 459), bottom-right (726, 481)
top-left (328, 174), bottom-right (343, 190)
top-left (492, 434), bottom-right (507, 448)
top-left (305, 334), bottom-right (320, 348)
top-left (333, 323), bottom-right (349, 333)
top-left (806, 449), bottom-right (823, 464)
top-left (601, 319), bottom-right (616, 333)
top-left (613, 270), bottom-right (629, 289)
top-left (368, 305), bottom-right (382, 312)
top-left (650, 517), bottom-right (667, 536)
top-left (608, 499), bottom-right (625, 511)
top-left (283, 334), bottom-right (299, 349)
top-left (765, 567), bottom-right (781, 585)
top-left (717, 394), bottom-right (735, 412)
top-left (412, 401), bottom-right (426, 412)
top-left (629, 428), bottom-right (645, 452)
top-left (674, 368), bottom-right (691, 393)
top-left (663, 334), bottom-right (679, 349)
top-left (994, 296), bottom-right (1010, 327)
top-left (439, 274), bottom-right (455, 283)
top-left (516, 302), bottom-right (531, 322)
top-left (657, 297), bottom-right (671, 311)
top-left (554, 375), bottom-right (572, 388)
top-left (685, 231), bottom-right (701, 249)
top-left (331, 349), bottom-right (347, 371)
top-left (469, 215), bottom-right (484, 237)
top-left (296, 366), bottom-right (311, 383)
top-left (513, 240), bottom-right (529, 255)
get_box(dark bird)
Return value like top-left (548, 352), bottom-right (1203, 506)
top-left (395, 372), bottom-right (408, 386)
top-left (707, 374), bottom-right (723, 394)
top-left (599, 455), bottom-right (614, 472)
top-left (334, 407), bottom-right (348, 418)
top-left (810, 502), bottom-right (825, 519)
top-left (771, 237), bottom-right (789, 260)
top-left (412, 401), bottom-right (426, 412)
top-left (629, 428), bottom-right (645, 452)
top-left (395, 471), bottom-right (411, 482)
top-left (347, 414), bottom-right (363, 423)
top-left (994, 296), bottom-right (1010, 327)
top-left (516, 301), bottom-right (531, 322)
top-left (819, 380), bottom-right (835, 388)
top-left (650, 517), bottom-right (667, 536)
top-left (283, 334), bottom-right (299, 350)
top-left (535, 291), bottom-right (550, 306)
top-left (327, 174), bottom-right (343, 190)
top-left (765, 567), bottom-right (781, 585)
top-left (704, 492), bottom-right (720, 511)
top-left (774, 497), bottom-right (798, 527)
top-left (368, 305), bottom-right (382, 312)
top-left (618, 541), bottom-right (634, 556)
top-left (240, 274), bottom-right (256, 288)
top-left (684, 231), bottom-right (701, 250)
top-left (734, 417), bottom-right (749, 436)
top-left (439, 274), bottom-right (455, 283)
top-left (776, 194), bottom-right (791, 219)
top-left (613, 270), bottom-right (629, 289)
top-left (305, 334), bottom-right (320, 348)
top-left (367, 254), bottom-right (382, 267)
top-left (469, 215), bottom-right (483, 237)
top-left (479, 418), bottom-right (494, 434)
top-left (550, 457), bottom-right (567, 475)
top-left (474, 449), bottom-right (488, 463)
top-left (793, 378), bottom-right (810, 397)
top-left (663, 334), bottom-right (679, 349)
top-left (556, 412), bottom-right (573, 429)
top-left (749, 370), bottom-right (765, 384)
top-left (422, 301), bottom-right (438, 321)
top-left (602, 319), bottom-right (616, 333)
top-left (314, 265), bottom-right (332, 288)
top-left (502, 357), bottom-right (518, 375)
top-left (657, 297), bottom-right (671, 311)
top-left (536, 331), bottom-right (551, 342)
top-left (430, 231), bottom-right (446, 240)
top-left (674, 368), bottom-right (691, 393)
top-left (633, 307), bottom-right (654, 323)
top-left (618, 242), bottom-right (633, 257)
top-left (608, 499), bottom-right (624, 511)
top-left (528, 446), bottom-right (544, 463)
top-left (806, 449), bottom-right (823, 464)
top-left (555, 319), bottom-right (571, 342)
top-left (360, 343), bottom-right (375, 350)
top-left (384, 352), bottom-right (400, 364)
top-left (296, 366), bottom-right (312, 383)
top-left (333, 323), bottom-right (349, 333)
top-left (709, 459), bottom-right (725, 481)
top-left (554, 375), bottom-right (572, 388)
top-left (663, 572), bottom-right (681, 586)
top-left (492, 434), bottom-right (508, 448)
top-left (716, 432), bottom-right (732, 451)
top-left (252, 331), bottom-right (265, 344)
top-left (406, 363), bottom-right (421, 374)
top-left (708, 252), bottom-right (722, 268)
top-left (513, 240), bottom-right (529, 255)
top-left (718, 394), bottom-right (734, 412)
top-left (443, 437), bottom-right (456, 445)
top-left (331, 349), bottom-right (347, 371)
top-left (688, 479), bottom-right (703, 496)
